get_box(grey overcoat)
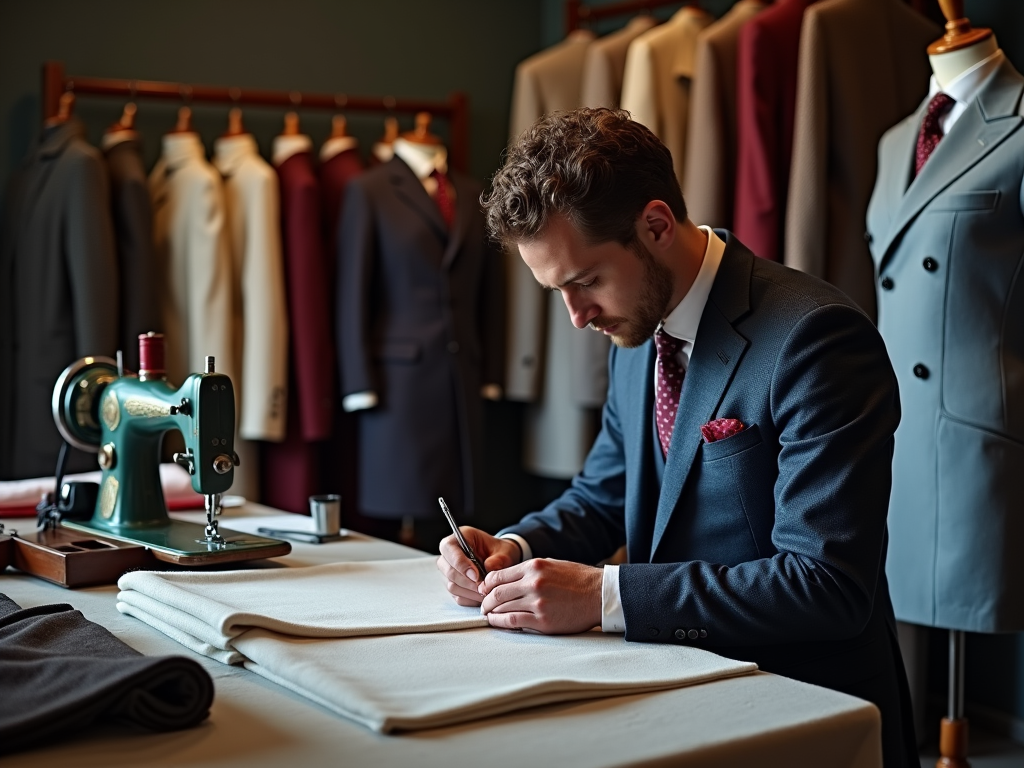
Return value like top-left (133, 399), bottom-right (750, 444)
top-left (337, 157), bottom-right (504, 518)
top-left (0, 119), bottom-right (119, 479)
top-left (866, 58), bottom-right (1024, 633)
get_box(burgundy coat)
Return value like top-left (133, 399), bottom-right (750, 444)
top-left (733, 0), bottom-right (817, 263)
top-left (320, 146), bottom-right (364, 292)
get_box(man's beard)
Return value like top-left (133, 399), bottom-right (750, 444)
top-left (590, 241), bottom-right (674, 349)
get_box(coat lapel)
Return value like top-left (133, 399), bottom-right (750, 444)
top-left (387, 156), bottom-right (449, 243)
top-left (441, 171), bottom-right (473, 270)
top-left (876, 60), bottom-right (1024, 270)
top-left (650, 237), bottom-right (752, 560)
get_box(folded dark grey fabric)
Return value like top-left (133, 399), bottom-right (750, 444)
top-left (0, 593), bottom-right (214, 755)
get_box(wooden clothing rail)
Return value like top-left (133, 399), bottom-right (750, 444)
top-left (565, 0), bottom-right (692, 32)
top-left (41, 60), bottom-right (470, 172)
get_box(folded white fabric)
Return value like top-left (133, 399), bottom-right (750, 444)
top-left (235, 627), bottom-right (758, 733)
top-left (116, 557), bottom-right (489, 661)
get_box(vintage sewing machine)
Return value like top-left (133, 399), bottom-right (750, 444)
top-left (46, 332), bottom-right (290, 567)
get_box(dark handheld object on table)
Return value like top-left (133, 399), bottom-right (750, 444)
top-left (438, 497), bottom-right (487, 578)
top-left (257, 528), bottom-right (348, 545)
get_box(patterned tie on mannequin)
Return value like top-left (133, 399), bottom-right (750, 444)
top-left (915, 92), bottom-right (956, 177)
top-left (654, 328), bottom-right (686, 457)
top-left (430, 169), bottom-right (456, 229)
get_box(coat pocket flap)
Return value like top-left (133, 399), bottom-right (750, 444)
top-left (374, 341), bottom-right (421, 363)
top-left (930, 190), bottom-right (1000, 211)
top-left (701, 423), bottom-right (763, 462)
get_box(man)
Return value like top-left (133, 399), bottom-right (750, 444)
top-left (437, 108), bottom-right (916, 766)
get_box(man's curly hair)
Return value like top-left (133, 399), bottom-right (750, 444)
top-left (481, 108), bottom-right (687, 249)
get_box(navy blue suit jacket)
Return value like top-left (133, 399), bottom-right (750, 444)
top-left (505, 232), bottom-right (914, 765)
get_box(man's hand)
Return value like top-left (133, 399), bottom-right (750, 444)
top-left (478, 559), bottom-right (603, 634)
top-left (436, 528), bottom-right (521, 607)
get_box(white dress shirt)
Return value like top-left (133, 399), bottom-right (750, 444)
top-left (504, 227), bottom-right (727, 633)
top-left (928, 48), bottom-right (1005, 135)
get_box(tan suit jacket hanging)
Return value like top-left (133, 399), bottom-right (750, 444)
top-left (783, 0), bottom-right (937, 321)
top-left (507, 31), bottom-right (611, 478)
top-left (683, 0), bottom-right (765, 229)
top-left (620, 6), bottom-right (713, 187)
top-left (580, 15), bottom-right (657, 109)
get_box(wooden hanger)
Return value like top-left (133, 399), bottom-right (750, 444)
top-left (44, 91), bottom-right (75, 128)
top-left (105, 102), bottom-right (137, 134)
top-left (167, 106), bottom-right (193, 134)
top-left (222, 107), bottom-right (246, 137)
top-left (281, 111), bottom-right (301, 136)
top-left (379, 116), bottom-right (399, 145)
top-left (400, 112), bottom-right (442, 146)
top-left (330, 114), bottom-right (348, 139)
top-left (928, 0), bottom-right (992, 55)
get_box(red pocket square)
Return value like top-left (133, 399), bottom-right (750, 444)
top-left (701, 418), bottom-right (745, 443)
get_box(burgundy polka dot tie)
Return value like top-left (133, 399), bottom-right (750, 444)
top-left (654, 328), bottom-right (686, 457)
top-left (431, 169), bottom-right (456, 229)
top-left (915, 92), bottom-right (956, 177)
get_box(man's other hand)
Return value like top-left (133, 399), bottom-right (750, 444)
top-left (478, 559), bottom-right (603, 634)
top-left (436, 528), bottom-right (521, 607)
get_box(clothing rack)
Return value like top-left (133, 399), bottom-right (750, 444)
top-left (565, 0), bottom-right (692, 32)
top-left (40, 60), bottom-right (470, 172)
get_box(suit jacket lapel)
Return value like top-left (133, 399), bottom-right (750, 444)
top-left (388, 156), bottom-right (449, 243)
top-left (441, 171), bottom-right (472, 270)
top-left (877, 60), bottom-right (1024, 270)
top-left (650, 237), bottom-right (752, 560)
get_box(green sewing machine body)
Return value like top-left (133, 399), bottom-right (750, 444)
top-left (51, 343), bottom-right (290, 565)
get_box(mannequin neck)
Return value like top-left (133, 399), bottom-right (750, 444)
top-left (930, 35), bottom-right (999, 91)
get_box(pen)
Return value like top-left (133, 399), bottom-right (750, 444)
top-left (438, 497), bottom-right (487, 578)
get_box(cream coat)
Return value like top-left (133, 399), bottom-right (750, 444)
top-left (683, 0), bottom-right (765, 229)
top-left (620, 6), bottom-right (713, 187)
top-left (580, 15), bottom-right (657, 109)
top-left (214, 133), bottom-right (289, 443)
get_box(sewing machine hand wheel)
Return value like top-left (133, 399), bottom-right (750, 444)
top-left (52, 357), bottom-right (119, 453)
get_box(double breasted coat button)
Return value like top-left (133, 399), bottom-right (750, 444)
top-left (674, 629), bottom-right (687, 640)
top-left (880, 276), bottom-right (894, 290)
top-left (923, 257), bottom-right (938, 272)
top-left (913, 364), bottom-right (929, 379)
top-left (864, 231), bottom-right (873, 244)
top-left (699, 629), bottom-right (707, 638)
top-left (687, 629), bottom-right (699, 640)
top-left (649, 627), bottom-right (660, 637)
top-left (447, 341), bottom-right (460, 354)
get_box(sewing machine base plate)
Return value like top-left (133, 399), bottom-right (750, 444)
top-left (62, 519), bottom-right (291, 565)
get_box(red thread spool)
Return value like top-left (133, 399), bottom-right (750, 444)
top-left (138, 332), bottom-right (166, 380)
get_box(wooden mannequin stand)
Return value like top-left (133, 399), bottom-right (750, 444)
top-left (938, 630), bottom-right (968, 768)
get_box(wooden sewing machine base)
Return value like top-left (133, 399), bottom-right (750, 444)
top-left (3, 526), bottom-right (154, 588)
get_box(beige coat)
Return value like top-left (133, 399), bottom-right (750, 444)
top-left (784, 0), bottom-right (937, 321)
top-left (620, 6), bottom-right (713, 187)
top-left (507, 31), bottom-right (615, 478)
top-left (214, 133), bottom-right (289, 443)
top-left (683, 0), bottom-right (765, 229)
top-left (580, 15), bottom-right (657, 108)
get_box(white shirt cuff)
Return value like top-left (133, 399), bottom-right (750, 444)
top-left (601, 565), bottom-right (625, 633)
top-left (499, 533), bottom-right (532, 562)
top-left (342, 391), bottom-right (378, 412)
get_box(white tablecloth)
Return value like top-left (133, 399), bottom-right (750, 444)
top-left (0, 504), bottom-right (882, 768)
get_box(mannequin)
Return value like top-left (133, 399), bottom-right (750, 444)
top-left (102, 102), bottom-right (138, 151)
top-left (321, 114), bottom-right (358, 162)
top-left (371, 116), bottom-right (399, 164)
top-left (865, 2), bottom-right (1023, 767)
top-left (273, 111), bottom-right (313, 166)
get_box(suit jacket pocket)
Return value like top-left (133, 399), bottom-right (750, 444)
top-left (701, 423), bottom-right (762, 462)
top-left (374, 341), bottom-right (421, 364)
top-left (930, 190), bottom-right (999, 211)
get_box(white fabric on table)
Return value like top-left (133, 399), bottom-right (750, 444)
top-left (116, 557), bottom-right (488, 660)
top-left (235, 627), bottom-right (758, 733)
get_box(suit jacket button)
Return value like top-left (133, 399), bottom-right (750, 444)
top-left (880, 276), bottom-right (894, 290)
top-left (864, 231), bottom-right (873, 244)
top-left (913, 364), bottom-right (929, 379)
top-left (674, 629), bottom-right (686, 640)
top-left (923, 257), bottom-right (938, 272)
top-left (649, 627), bottom-right (659, 637)
top-left (447, 341), bottom-right (460, 354)
top-left (687, 629), bottom-right (699, 640)
top-left (699, 629), bottom-right (707, 638)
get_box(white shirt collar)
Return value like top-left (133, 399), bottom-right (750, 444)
top-left (161, 132), bottom-right (205, 167)
top-left (272, 134), bottom-right (313, 166)
top-left (661, 227), bottom-right (725, 345)
top-left (925, 48), bottom-right (1003, 115)
top-left (213, 133), bottom-right (259, 175)
top-left (392, 137), bottom-right (447, 179)
top-left (320, 135), bottom-right (359, 162)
